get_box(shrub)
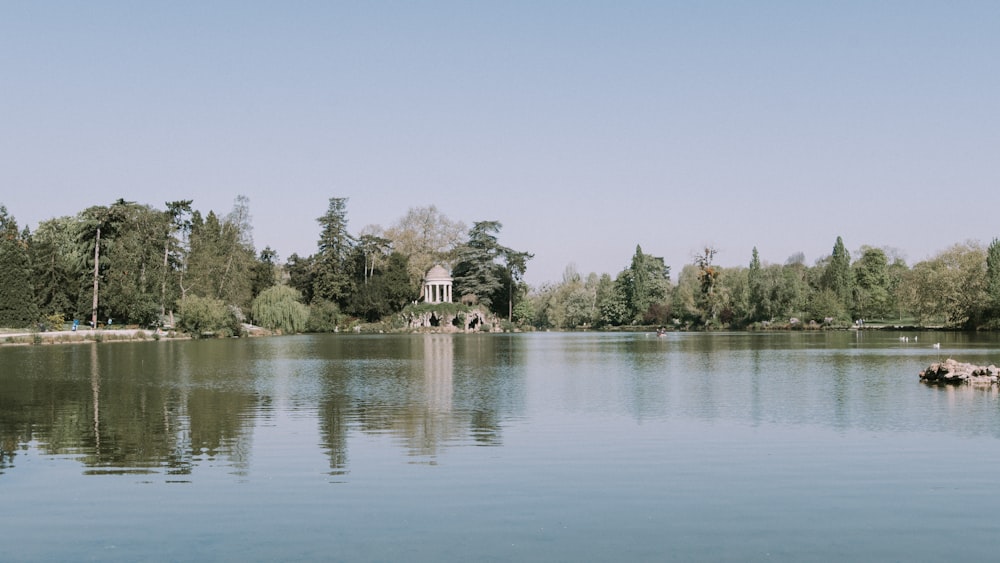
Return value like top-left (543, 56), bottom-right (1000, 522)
top-left (307, 299), bottom-right (341, 333)
top-left (178, 295), bottom-right (231, 337)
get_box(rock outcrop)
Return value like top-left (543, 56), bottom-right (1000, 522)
top-left (919, 359), bottom-right (1000, 385)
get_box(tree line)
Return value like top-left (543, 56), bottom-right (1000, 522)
top-left (4, 197), bottom-right (1000, 333)
top-left (527, 236), bottom-right (1000, 331)
top-left (0, 198), bottom-right (531, 334)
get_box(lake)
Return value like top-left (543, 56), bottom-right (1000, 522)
top-left (3, 331), bottom-right (1000, 561)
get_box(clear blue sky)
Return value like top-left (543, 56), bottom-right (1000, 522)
top-left (3, 1), bottom-right (999, 284)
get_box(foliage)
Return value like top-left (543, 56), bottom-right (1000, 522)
top-left (29, 217), bottom-right (78, 318)
top-left (900, 242), bottom-right (986, 328)
top-left (987, 238), bottom-right (1000, 322)
top-left (747, 247), bottom-right (764, 323)
top-left (184, 197), bottom-right (257, 311)
top-left (313, 197), bottom-right (355, 305)
top-left (251, 285), bottom-right (309, 333)
top-left (0, 206), bottom-right (39, 327)
top-left (101, 202), bottom-right (167, 326)
top-left (821, 236), bottom-right (853, 313)
top-left (623, 245), bottom-right (671, 323)
top-left (382, 205), bottom-right (466, 291)
top-left (285, 253), bottom-right (315, 304)
top-left (852, 246), bottom-right (892, 319)
top-left (306, 299), bottom-right (342, 332)
top-left (178, 295), bottom-right (232, 337)
top-left (531, 266), bottom-right (597, 329)
top-left (11, 197), bottom-right (1000, 332)
top-left (452, 221), bottom-right (533, 318)
top-left (596, 272), bottom-right (630, 327)
top-left (251, 246), bottom-right (279, 300)
top-left (345, 251), bottom-right (415, 322)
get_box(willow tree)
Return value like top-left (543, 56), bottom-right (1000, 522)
top-left (251, 285), bottom-right (309, 333)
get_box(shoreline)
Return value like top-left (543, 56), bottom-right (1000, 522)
top-left (0, 328), bottom-right (189, 346)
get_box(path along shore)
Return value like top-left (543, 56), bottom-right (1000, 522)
top-left (1, 328), bottom-right (185, 346)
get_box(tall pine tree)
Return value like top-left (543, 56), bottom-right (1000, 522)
top-left (313, 197), bottom-right (355, 306)
top-left (0, 206), bottom-right (39, 327)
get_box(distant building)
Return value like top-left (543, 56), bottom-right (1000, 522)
top-left (421, 265), bottom-right (453, 304)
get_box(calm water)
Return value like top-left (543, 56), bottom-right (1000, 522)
top-left (3, 331), bottom-right (1000, 562)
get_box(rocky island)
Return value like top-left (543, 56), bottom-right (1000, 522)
top-left (919, 359), bottom-right (1000, 385)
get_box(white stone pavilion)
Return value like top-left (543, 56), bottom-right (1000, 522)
top-left (422, 265), bottom-right (453, 304)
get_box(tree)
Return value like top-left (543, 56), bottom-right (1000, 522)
top-left (747, 247), bottom-right (764, 323)
top-left (383, 205), bottom-right (466, 290)
top-left (821, 236), bottom-right (852, 316)
top-left (101, 202), bottom-right (168, 325)
top-left (693, 246), bottom-right (719, 325)
top-left (852, 246), bottom-right (892, 319)
top-left (286, 253), bottom-right (315, 304)
top-left (595, 272), bottom-right (629, 327)
top-left (620, 245), bottom-right (670, 323)
top-left (452, 221), bottom-right (533, 318)
top-left (161, 200), bottom-right (193, 317)
top-left (251, 246), bottom-right (279, 299)
top-left (346, 251), bottom-right (415, 321)
top-left (355, 233), bottom-right (392, 286)
top-left (251, 285), bottom-right (309, 333)
top-left (902, 243), bottom-right (986, 328)
top-left (29, 216), bottom-right (78, 318)
top-left (76, 199), bottom-right (137, 328)
top-left (452, 221), bottom-right (503, 310)
top-left (313, 197), bottom-right (355, 305)
top-left (185, 197), bottom-right (257, 311)
top-left (987, 238), bottom-right (1000, 322)
top-left (0, 206), bottom-right (38, 327)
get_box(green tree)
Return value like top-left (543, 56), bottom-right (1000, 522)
top-left (29, 216), bottom-right (78, 319)
top-left (346, 251), bottom-right (415, 321)
top-left (251, 246), bottom-right (279, 299)
top-left (621, 245), bottom-right (670, 323)
top-left (452, 221), bottom-right (532, 317)
top-left (747, 247), bottom-right (764, 323)
top-left (903, 243), bottom-right (986, 327)
top-left (987, 238), bottom-right (1000, 323)
top-left (821, 236), bottom-right (852, 316)
top-left (251, 285), bottom-right (309, 333)
top-left (160, 200), bottom-right (193, 318)
top-left (185, 197), bottom-right (257, 311)
top-left (595, 272), bottom-right (629, 327)
top-left (313, 197), bottom-right (355, 305)
top-left (285, 253), bottom-right (315, 304)
top-left (0, 206), bottom-right (38, 327)
top-left (693, 246), bottom-right (719, 326)
top-left (102, 203), bottom-right (168, 325)
top-left (852, 246), bottom-right (892, 319)
top-left (76, 199), bottom-right (139, 327)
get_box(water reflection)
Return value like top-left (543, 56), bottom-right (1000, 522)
top-left (3, 332), bottom-right (1000, 480)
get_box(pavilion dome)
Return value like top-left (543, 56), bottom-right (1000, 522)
top-left (425, 265), bottom-right (452, 282)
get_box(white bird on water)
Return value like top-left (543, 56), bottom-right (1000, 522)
top-left (932, 342), bottom-right (941, 349)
